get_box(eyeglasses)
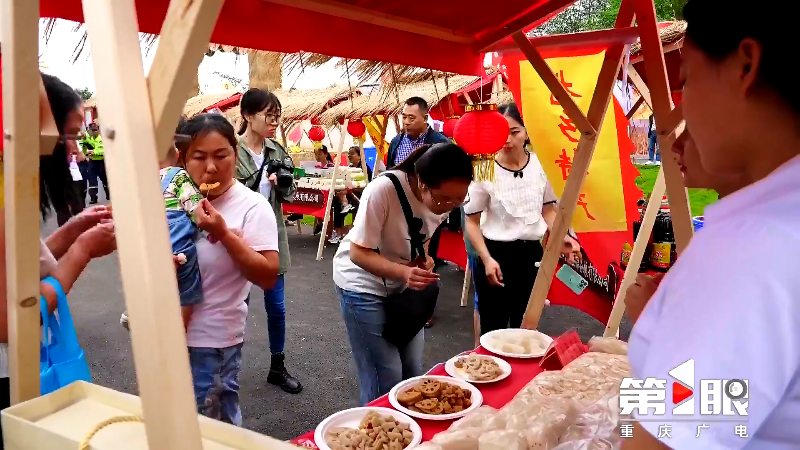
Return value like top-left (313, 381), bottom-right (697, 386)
top-left (420, 182), bottom-right (470, 208)
top-left (258, 112), bottom-right (281, 124)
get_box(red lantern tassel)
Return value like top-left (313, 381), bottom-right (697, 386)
top-left (472, 154), bottom-right (496, 182)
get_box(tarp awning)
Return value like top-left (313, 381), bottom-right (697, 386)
top-left (40, 0), bottom-right (576, 76)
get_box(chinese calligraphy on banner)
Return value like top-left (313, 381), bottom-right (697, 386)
top-left (519, 52), bottom-right (627, 233)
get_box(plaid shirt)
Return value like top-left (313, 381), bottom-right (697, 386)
top-left (393, 127), bottom-right (430, 166)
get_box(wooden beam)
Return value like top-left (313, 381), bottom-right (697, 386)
top-left (38, 77), bottom-right (59, 155)
top-left (317, 122), bottom-right (348, 260)
top-left (485, 27), bottom-right (640, 53)
top-left (147, 0), bottom-right (224, 157)
top-left (521, 0), bottom-right (635, 330)
top-left (661, 102), bottom-right (683, 136)
top-left (460, 265), bottom-right (472, 307)
top-left (81, 0), bottom-right (204, 448)
top-left (629, 38), bottom-right (683, 64)
top-left (626, 95), bottom-right (645, 120)
top-left (513, 31), bottom-right (596, 138)
top-left (472, 0), bottom-right (576, 53)
top-left (627, 65), bottom-right (652, 108)
top-left (262, 0), bottom-right (473, 44)
top-left (2, 0), bottom-right (44, 405)
top-left (604, 168), bottom-right (666, 337)
top-left (632, 0), bottom-right (693, 254)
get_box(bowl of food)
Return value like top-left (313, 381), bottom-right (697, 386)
top-left (444, 353), bottom-right (512, 384)
top-left (388, 375), bottom-right (483, 421)
top-left (314, 407), bottom-right (422, 450)
top-left (480, 329), bottom-right (553, 358)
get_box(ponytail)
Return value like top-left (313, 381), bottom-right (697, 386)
top-left (395, 143), bottom-right (473, 188)
top-left (237, 119), bottom-right (248, 136)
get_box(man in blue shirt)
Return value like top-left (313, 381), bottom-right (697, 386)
top-left (385, 97), bottom-right (449, 168)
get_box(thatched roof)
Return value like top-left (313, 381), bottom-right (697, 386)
top-left (214, 85), bottom-right (360, 126)
top-left (316, 74), bottom-right (482, 127)
top-left (630, 21), bottom-right (686, 55)
top-left (183, 91), bottom-right (238, 118)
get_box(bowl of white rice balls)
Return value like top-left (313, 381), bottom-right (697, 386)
top-left (480, 329), bottom-right (554, 358)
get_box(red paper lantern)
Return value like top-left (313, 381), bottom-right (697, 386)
top-left (442, 116), bottom-right (460, 139)
top-left (310, 117), bottom-right (323, 126)
top-left (308, 126), bottom-right (326, 142)
top-left (347, 120), bottom-right (366, 138)
top-left (453, 104), bottom-right (509, 180)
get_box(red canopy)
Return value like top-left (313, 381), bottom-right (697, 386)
top-left (40, 0), bottom-right (575, 76)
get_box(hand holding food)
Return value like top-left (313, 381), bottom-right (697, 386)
top-left (199, 181), bottom-right (221, 195)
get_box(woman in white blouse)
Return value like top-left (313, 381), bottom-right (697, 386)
top-left (464, 103), bottom-right (578, 335)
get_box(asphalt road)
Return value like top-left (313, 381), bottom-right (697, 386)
top-left (47, 203), bottom-right (631, 440)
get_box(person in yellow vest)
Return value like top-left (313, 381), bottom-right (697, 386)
top-left (80, 122), bottom-right (109, 204)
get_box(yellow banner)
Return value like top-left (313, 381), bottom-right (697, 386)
top-left (519, 52), bottom-right (626, 233)
top-left (364, 115), bottom-right (390, 158)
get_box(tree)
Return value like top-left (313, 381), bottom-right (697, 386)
top-left (76, 87), bottom-right (93, 101)
top-left (530, 0), bottom-right (686, 35)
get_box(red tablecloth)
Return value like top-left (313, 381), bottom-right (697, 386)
top-left (291, 347), bottom-right (545, 448)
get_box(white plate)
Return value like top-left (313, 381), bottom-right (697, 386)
top-left (444, 353), bottom-right (512, 384)
top-left (480, 328), bottom-right (554, 359)
top-left (388, 375), bottom-right (483, 421)
top-left (314, 406), bottom-right (422, 450)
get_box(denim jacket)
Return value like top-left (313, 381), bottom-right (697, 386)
top-left (235, 138), bottom-right (296, 275)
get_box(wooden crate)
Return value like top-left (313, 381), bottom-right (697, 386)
top-left (1, 382), bottom-right (298, 450)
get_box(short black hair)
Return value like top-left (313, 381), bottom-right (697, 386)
top-left (405, 97), bottom-right (429, 115)
top-left (179, 113), bottom-right (238, 160)
top-left (395, 143), bottom-right (472, 188)
top-left (684, 0), bottom-right (798, 112)
top-left (40, 73), bottom-right (82, 219)
top-left (238, 88), bottom-right (282, 135)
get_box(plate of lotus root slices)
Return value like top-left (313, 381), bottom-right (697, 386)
top-left (389, 376), bottom-right (483, 421)
top-left (314, 407), bottom-right (422, 450)
top-left (444, 352), bottom-right (512, 384)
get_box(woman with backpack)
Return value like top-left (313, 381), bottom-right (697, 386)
top-left (332, 143), bottom-right (473, 405)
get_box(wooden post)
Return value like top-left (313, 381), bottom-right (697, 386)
top-left (358, 138), bottom-right (369, 185)
top-left (2, 0), bottom-right (43, 404)
top-left (627, 65), bottom-right (652, 108)
top-left (521, 0), bottom-right (636, 330)
top-left (460, 265), bottom-right (472, 307)
top-left (626, 95), bottom-right (645, 120)
top-left (603, 169), bottom-right (666, 337)
top-left (317, 121), bottom-right (348, 260)
top-left (147, 0), bottom-right (225, 158)
top-left (82, 0), bottom-right (204, 448)
top-left (633, 0), bottom-right (693, 254)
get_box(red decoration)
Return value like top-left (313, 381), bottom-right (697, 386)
top-left (338, 117), bottom-right (346, 125)
top-left (310, 117), bottom-right (322, 126)
top-left (452, 104), bottom-right (508, 156)
top-left (539, 329), bottom-right (587, 370)
top-left (347, 120), bottom-right (366, 138)
top-left (442, 116), bottom-right (460, 138)
top-left (308, 126), bottom-right (326, 142)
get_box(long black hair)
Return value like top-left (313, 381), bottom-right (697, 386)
top-left (39, 73), bottom-right (82, 220)
top-left (179, 113), bottom-right (238, 159)
top-left (394, 143), bottom-right (473, 188)
top-left (684, 0), bottom-right (798, 112)
top-left (317, 144), bottom-right (333, 163)
top-left (498, 102), bottom-right (531, 147)
top-left (238, 88), bottom-right (282, 135)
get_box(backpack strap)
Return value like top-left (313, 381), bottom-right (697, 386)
top-left (383, 172), bottom-right (426, 261)
top-left (160, 167), bottom-right (182, 194)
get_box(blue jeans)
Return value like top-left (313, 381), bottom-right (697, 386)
top-left (648, 134), bottom-right (660, 161)
top-left (188, 343), bottom-right (243, 426)
top-left (468, 254), bottom-right (480, 310)
top-left (167, 209), bottom-right (203, 307)
top-left (263, 274), bottom-right (286, 354)
top-left (337, 287), bottom-right (424, 406)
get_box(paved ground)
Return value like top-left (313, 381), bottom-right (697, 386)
top-left (47, 201), bottom-right (631, 440)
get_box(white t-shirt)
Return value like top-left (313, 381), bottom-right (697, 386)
top-left (629, 155), bottom-right (800, 449)
top-left (463, 152), bottom-right (557, 242)
top-left (333, 171), bottom-right (447, 297)
top-left (245, 146), bottom-right (273, 201)
top-left (186, 181), bottom-right (279, 348)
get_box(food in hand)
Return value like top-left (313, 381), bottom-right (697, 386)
top-left (454, 354), bottom-right (504, 381)
top-left (199, 182), bottom-right (220, 194)
top-left (396, 379), bottom-right (472, 416)
top-left (324, 411), bottom-right (414, 450)
top-left (175, 253), bottom-right (188, 266)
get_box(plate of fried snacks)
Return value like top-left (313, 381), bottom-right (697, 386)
top-left (389, 376), bottom-right (483, 421)
top-left (314, 407), bottom-right (422, 450)
top-left (444, 353), bottom-right (512, 384)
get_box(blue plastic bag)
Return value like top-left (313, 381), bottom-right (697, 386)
top-left (40, 276), bottom-right (92, 395)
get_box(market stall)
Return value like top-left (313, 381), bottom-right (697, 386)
top-left (4, 0), bottom-right (688, 448)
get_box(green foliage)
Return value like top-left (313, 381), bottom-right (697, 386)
top-left (531, 0), bottom-right (687, 35)
top-left (76, 87), bottom-right (93, 101)
top-left (634, 164), bottom-right (718, 216)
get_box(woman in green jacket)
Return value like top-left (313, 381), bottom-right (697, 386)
top-left (234, 88), bottom-right (302, 394)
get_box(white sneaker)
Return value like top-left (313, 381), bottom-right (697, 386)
top-left (120, 312), bottom-right (130, 331)
top-left (328, 232), bottom-right (342, 244)
top-left (340, 204), bottom-right (355, 214)
top-left (545, 299), bottom-right (551, 307)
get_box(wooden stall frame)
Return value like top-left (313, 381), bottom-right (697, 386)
top-left (316, 121), bottom-right (349, 260)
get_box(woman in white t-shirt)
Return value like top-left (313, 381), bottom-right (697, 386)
top-left (464, 103), bottom-right (579, 336)
top-left (179, 114), bottom-right (280, 426)
top-left (333, 143), bottom-right (473, 405)
top-left (623, 2), bottom-right (800, 449)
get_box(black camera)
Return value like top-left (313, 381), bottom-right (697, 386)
top-left (266, 157), bottom-right (295, 189)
